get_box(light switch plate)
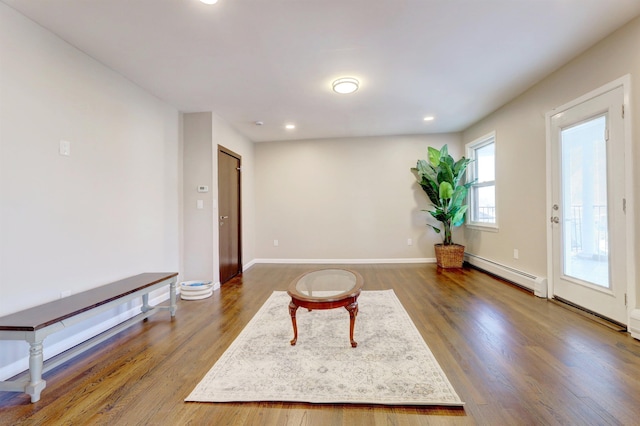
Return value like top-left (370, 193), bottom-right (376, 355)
top-left (59, 140), bottom-right (71, 156)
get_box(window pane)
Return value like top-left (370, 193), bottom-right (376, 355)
top-left (476, 143), bottom-right (495, 182)
top-left (475, 185), bottom-right (496, 223)
top-left (466, 133), bottom-right (497, 227)
top-left (561, 115), bottom-right (609, 288)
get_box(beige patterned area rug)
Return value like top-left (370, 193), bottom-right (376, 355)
top-left (185, 290), bottom-right (463, 406)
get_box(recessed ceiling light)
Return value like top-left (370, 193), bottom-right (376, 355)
top-left (332, 78), bottom-right (359, 94)
top-left (285, 124), bottom-right (296, 130)
top-left (200, 0), bottom-right (218, 4)
top-left (423, 116), bottom-right (435, 121)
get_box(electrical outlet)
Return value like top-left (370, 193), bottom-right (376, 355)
top-left (513, 249), bottom-right (519, 259)
top-left (59, 140), bottom-right (71, 156)
top-left (407, 238), bottom-right (413, 246)
top-left (274, 239), bottom-right (279, 247)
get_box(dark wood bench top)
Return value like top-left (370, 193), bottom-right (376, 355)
top-left (0, 272), bottom-right (178, 332)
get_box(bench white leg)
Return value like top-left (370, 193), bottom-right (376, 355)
top-left (169, 280), bottom-right (177, 317)
top-left (26, 341), bottom-right (46, 403)
top-left (141, 293), bottom-right (151, 314)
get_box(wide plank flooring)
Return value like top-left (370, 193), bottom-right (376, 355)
top-left (2, 263), bottom-right (640, 425)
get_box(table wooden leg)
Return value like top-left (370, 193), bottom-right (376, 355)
top-left (289, 301), bottom-right (299, 345)
top-left (346, 301), bottom-right (359, 348)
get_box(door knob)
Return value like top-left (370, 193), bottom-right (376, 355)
top-left (220, 215), bottom-right (229, 220)
top-left (550, 216), bottom-right (559, 224)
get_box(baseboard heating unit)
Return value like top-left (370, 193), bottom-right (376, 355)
top-left (464, 253), bottom-right (548, 298)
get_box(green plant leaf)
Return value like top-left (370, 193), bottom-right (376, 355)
top-left (428, 224), bottom-right (441, 234)
top-left (428, 147), bottom-right (441, 167)
top-left (439, 181), bottom-right (453, 200)
top-left (453, 157), bottom-right (470, 178)
top-left (415, 159), bottom-right (437, 184)
top-left (450, 186), bottom-right (468, 209)
top-left (430, 209), bottom-right (448, 223)
top-left (421, 183), bottom-right (440, 206)
top-left (440, 145), bottom-right (449, 159)
top-left (464, 180), bottom-right (476, 189)
top-left (415, 159), bottom-right (428, 176)
top-left (438, 162), bottom-right (454, 185)
top-left (452, 205), bottom-right (468, 227)
top-left (442, 154), bottom-right (454, 171)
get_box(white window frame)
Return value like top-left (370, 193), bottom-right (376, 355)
top-left (466, 132), bottom-right (498, 230)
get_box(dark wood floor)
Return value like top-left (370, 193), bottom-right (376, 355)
top-left (2, 263), bottom-right (640, 425)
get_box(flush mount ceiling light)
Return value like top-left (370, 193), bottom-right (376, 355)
top-left (285, 124), bottom-right (296, 130)
top-left (199, 0), bottom-right (218, 4)
top-left (332, 78), bottom-right (359, 94)
top-left (423, 116), bottom-right (435, 121)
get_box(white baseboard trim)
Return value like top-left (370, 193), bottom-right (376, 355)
top-left (0, 289), bottom-right (171, 381)
top-left (243, 260), bottom-right (257, 271)
top-left (250, 258), bottom-right (435, 265)
top-left (464, 253), bottom-right (548, 298)
top-left (629, 309), bottom-right (640, 340)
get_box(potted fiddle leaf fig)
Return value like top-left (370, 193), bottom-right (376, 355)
top-left (412, 145), bottom-right (474, 268)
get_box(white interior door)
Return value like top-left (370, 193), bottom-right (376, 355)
top-left (549, 85), bottom-right (627, 324)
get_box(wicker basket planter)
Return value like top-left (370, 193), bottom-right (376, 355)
top-left (434, 244), bottom-right (465, 269)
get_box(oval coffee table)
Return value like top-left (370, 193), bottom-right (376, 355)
top-left (287, 268), bottom-right (363, 348)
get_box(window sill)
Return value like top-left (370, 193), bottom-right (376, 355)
top-left (466, 224), bottom-right (499, 232)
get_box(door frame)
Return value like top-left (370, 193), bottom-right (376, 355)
top-left (545, 74), bottom-right (634, 324)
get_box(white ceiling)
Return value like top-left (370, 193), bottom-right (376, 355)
top-left (4, 0), bottom-right (640, 142)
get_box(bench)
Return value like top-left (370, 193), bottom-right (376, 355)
top-left (0, 272), bottom-right (178, 403)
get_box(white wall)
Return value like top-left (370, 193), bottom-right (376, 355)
top-left (254, 134), bottom-right (462, 261)
top-left (462, 16), bottom-right (640, 297)
top-left (182, 112), bottom-right (255, 283)
top-left (0, 4), bottom-right (181, 377)
top-left (183, 112), bottom-right (214, 282)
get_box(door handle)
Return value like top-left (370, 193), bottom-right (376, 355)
top-left (220, 216), bottom-right (229, 220)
